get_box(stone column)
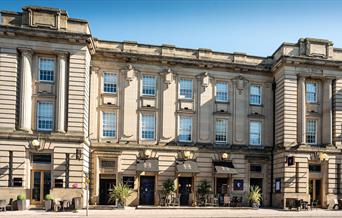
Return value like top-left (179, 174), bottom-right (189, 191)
top-left (19, 48), bottom-right (33, 131)
top-left (322, 78), bottom-right (333, 145)
top-left (56, 52), bottom-right (68, 133)
top-left (298, 76), bottom-right (306, 144)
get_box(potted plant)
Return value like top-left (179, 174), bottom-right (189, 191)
top-left (197, 180), bottom-right (212, 206)
top-left (17, 193), bottom-right (26, 211)
top-left (108, 182), bottom-right (132, 208)
top-left (248, 186), bottom-right (262, 209)
top-left (162, 179), bottom-right (175, 205)
top-left (44, 194), bottom-right (54, 211)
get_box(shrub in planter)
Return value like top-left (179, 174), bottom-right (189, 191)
top-left (248, 186), bottom-right (262, 209)
top-left (44, 194), bottom-right (54, 211)
top-left (17, 193), bottom-right (26, 211)
top-left (108, 182), bottom-right (132, 208)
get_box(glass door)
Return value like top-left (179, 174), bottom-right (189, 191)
top-left (31, 171), bottom-right (51, 205)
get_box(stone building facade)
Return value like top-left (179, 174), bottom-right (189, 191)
top-left (0, 6), bottom-right (341, 209)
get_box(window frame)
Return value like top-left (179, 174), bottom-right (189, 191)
top-left (102, 111), bottom-right (117, 138)
top-left (306, 119), bottom-right (317, 144)
top-left (250, 84), bottom-right (262, 105)
top-left (178, 116), bottom-right (193, 142)
top-left (306, 81), bottom-right (318, 103)
top-left (141, 74), bottom-right (157, 96)
top-left (140, 113), bottom-right (156, 140)
top-left (249, 120), bottom-right (262, 146)
top-left (103, 72), bottom-right (118, 94)
top-left (36, 101), bottom-right (54, 132)
top-left (215, 118), bottom-right (228, 143)
top-left (179, 78), bottom-right (193, 100)
top-left (215, 81), bottom-right (229, 102)
top-left (38, 57), bottom-right (55, 82)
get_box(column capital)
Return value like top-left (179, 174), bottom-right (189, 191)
top-left (18, 48), bottom-right (33, 57)
top-left (56, 50), bottom-right (69, 59)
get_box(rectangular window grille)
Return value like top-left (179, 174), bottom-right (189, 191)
top-left (309, 164), bottom-right (321, 172)
top-left (306, 82), bottom-right (317, 103)
top-left (102, 112), bottom-right (116, 137)
top-left (37, 102), bottom-right (54, 131)
top-left (179, 116), bottom-right (192, 142)
top-left (250, 85), bottom-right (261, 105)
top-left (39, 58), bottom-right (55, 82)
top-left (179, 79), bottom-right (193, 99)
top-left (216, 81), bottom-right (228, 102)
top-left (103, 73), bottom-right (117, 93)
top-left (8, 151), bottom-right (13, 187)
top-left (295, 162), bottom-right (299, 193)
top-left (215, 119), bottom-right (227, 143)
top-left (306, 120), bottom-right (317, 144)
top-left (65, 153), bottom-right (69, 188)
top-left (249, 121), bottom-right (261, 145)
top-left (32, 154), bottom-right (51, 164)
top-left (123, 176), bottom-right (135, 189)
top-left (140, 114), bottom-right (155, 140)
top-left (337, 164), bottom-right (341, 194)
top-left (250, 164), bottom-right (262, 172)
top-left (13, 178), bottom-right (22, 187)
top-left (142, 75), bottom-right (156, 96)
top-left (101, 160), bottom-right (115, 168)
top-left (55, 179), bottom-right (63, 188)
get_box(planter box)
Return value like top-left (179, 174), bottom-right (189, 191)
top-left (17, 200), bottom-right (26, 211)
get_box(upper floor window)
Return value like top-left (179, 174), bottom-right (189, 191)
top-left (215, 119), bottom-right (227, 143)
top-left (250, 85), bottom-right (262, 105)
top-left (103, 73), bottom-right (117, 93)
top-left (249, 121), bottom-right (261, 145)
top-left (142, 75), bottom-right (156, 96)
top-left (216, 81), bottom-right (229, 102)
top-left (39, 58), bottom-right (55, 82)
top-left (140, 114), bottom-right (155, 140)
top-left (179, 116), bottom-right (192, 142)
top-left (37, 102), bottom-right (54, 131)
top-left (306, 119), bottom-right (317, 144)
top-left (102, 112), bottom-right (116, 138)
top-left (306, 82), bottom-right (317, 103)
top-left (179, 79), bottom-right (193, 99)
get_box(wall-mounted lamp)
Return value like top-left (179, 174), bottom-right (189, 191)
top-left (221, 153), bottom-right (229, 160)
top-left (183, 150), bottom-right (191, 159)
top-left (76, 148), bottom-right (82, 160)
top-left (319, 152), bottom-right (329, 161)
top-left (144, 149), bottom-right (152, 158)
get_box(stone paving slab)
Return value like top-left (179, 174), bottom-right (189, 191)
top-left (0, 209), bottom-right (341, 218)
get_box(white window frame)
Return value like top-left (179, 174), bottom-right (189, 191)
top-left (38, 57), bottom-right (55, 82)
top-left (140, 113), bottom-right (156, 140)
top-left (178, 116), bottom-right (192, 142)
top-left (179, 79), bottom-right (193, 100)
top-left (103, 73), bottom-right (117, 94)
top-left (250, 84), bottom-right (262, 105)
top-left (249, 121), bottom-right (262, 145)
top-left (215, 118), bottom-right (228, 143)
top-left (306, 119), bottom-right (317, 144)
top-left (216, 81), bottom-right (229, 102)
top-left (102, 111), bottom-right (116, 138)
top-left (306, 82), bottom-right (317, 103)
top-left (141, 75), bottom-right (156, 96)
top-left (36, 101), bottom-right (54, 131)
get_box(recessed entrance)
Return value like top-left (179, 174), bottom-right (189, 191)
top-left (31, 171), bottom-right (51, 205)
top-left (216, 178), bottom-right (229, 206)
top-left (99, 177), bottom-right (116, 205)
top-left (309, 179), bottom-right (321, 207)
top-left (250, 178), bottom-right (263, 206)
top-left (139, 176), bottom-right (155, 205)
top-left (178, 177), bottom-right (192, 206)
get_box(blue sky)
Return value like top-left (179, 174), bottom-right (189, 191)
top-left (1, 0), bottom-right (342, 56)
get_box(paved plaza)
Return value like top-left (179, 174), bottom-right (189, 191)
top-left (0, 208), bottom-right (342, 218)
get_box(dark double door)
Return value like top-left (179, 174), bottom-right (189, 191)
top-left (178, 177), bottom-right (192, 206)
top-left (139, 176), bottom-right (155, 205)
top-left (99, 178), bottom-right (116, 205)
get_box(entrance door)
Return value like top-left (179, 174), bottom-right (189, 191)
top-left (216, 178), bottom-right (228, 206)
top-left (178, 177), bottom-right (192, 206)
top-left (31, 171), bottom-right (51, 205)
top-left (99, 179), bottom-right (116, 205)
top-left (139, 176), bottom-right (155, 205)
top-left (309, 179), bottom-right (321, 206)
top-left (250, 178), bottom-right (263, 206)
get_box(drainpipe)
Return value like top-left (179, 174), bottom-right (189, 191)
top-left (270, 80), bottom-right (276, 207)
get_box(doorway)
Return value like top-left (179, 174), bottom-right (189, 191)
top-left (216, 178), bottom-right (228, 206)
top-left (250, 178), bottom-right (263, 206)
top-left (139, 176), bottom-right (155, 205)
top-left (99, 178), bottom-right (116, 205)
top-left (178, 177), bottom-right (192, 206)
top-left (31, 171), bottom-right (51, 205)
top-left (309, 179), bottom-right (321, 206)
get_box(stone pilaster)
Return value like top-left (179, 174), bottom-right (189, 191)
top-left (56, 51), bottom-right (68, 133)
top-left (298, 76), bottom-right (306, 144)
top-left (18, 48), bottom-right (33, 131)
top-left (322, 78), bottom-right (333, 145)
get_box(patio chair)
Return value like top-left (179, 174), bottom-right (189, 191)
top-left (0, 200), bottom-right (6, 212)
top-left (236, 197), bottom-right (243, 207)
top-left (53, 199), bottom-right (61, 212)
top-left (158, 192), bottom-right (165, 206)
top-left (311, 200), bottom-right (318, 210)
top-left (61, 200), bottom-right (70, 211)
top-left (223, 195), bottom-right (230, 207)
top-left (171, 194), bottom-right (180, 206)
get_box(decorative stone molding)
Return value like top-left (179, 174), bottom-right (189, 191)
top-left (125, 64), bottom-right (137, 83)
top-left (164, 68), bottom-right (174, 86)
top-left (233, 75), bottom-right (248, 94)
top-left (201, 72), bottom-right (210, 89)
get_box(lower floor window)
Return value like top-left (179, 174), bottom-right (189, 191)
top-left (37, 102), bottom-right (54, 131)
top-left (249, 121), bottom-right (261, 145)
top-left (179, 116), bottom-right (192, 142)
top-left (215, 119), bottom-right (227, 143)
top-left (103, 112), bottom-right (116, 137)
top-left (140, 114), bottom-right (155, 140)
top-left (306, 119), bottom-right (317, 144)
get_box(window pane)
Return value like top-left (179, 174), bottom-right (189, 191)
top-left (179, 116), bottom-right (192, 142)
top-left (179, 79), bottom-right (193, 99)
top-left (37, 102), bottom-right (54, 131)
top-left (216, 82), bottom-right (228, 102)
top-left (250, 121), bottom-right (261, 145)
top-left (142, 75), bottom-right (156, 96)
top-left (250, 85), bottom-right (261, 105)
top-left (103, 112), bottom-right (116, 137)
top-left (306, 82), bottom-right (317, 103)
top-left (141, 114), bottom-right (155, 140)
top-left (306, 120), bottom-right (317, 144)
top-left (39, 58), bottom-right (55, 82)
top-left (103, 73), bottom-right (117, 93)
top-left (215, 119), bottom-right (227, 143)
